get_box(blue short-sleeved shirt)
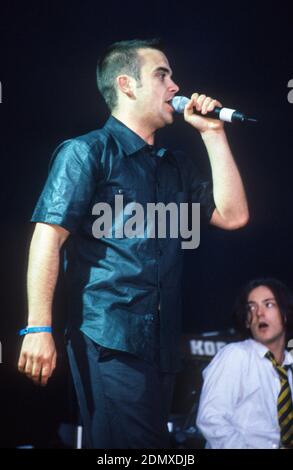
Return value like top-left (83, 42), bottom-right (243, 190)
top-left (32, 116), bottom-right (215, 371)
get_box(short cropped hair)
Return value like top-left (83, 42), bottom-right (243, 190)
top-left (96, 38), bottom-right (162, 111)
top-left (233, 278), bottom-right (293, 340)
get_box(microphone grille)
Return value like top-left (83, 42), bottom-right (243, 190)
top-left (171, 96), bottom-right (189, 113)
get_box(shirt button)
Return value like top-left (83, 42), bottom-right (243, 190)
top-left (157, 249), bottom-right (162, 256)
top-left (118, 188), bottom-right (123, 194)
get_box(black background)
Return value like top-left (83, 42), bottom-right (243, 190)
top-left (0, 0), bottom-right (292, 447)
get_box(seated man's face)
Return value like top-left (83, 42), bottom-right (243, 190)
top-left (246, 285), bottom-right (286, 346)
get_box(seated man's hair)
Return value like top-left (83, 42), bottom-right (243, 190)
top-left (233, 278), bottom-right (293, 341)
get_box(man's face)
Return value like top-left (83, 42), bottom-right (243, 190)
top-left (133, 48), bottom-right (179, 130)
top-left (246, 285), bottom-right (286, 346)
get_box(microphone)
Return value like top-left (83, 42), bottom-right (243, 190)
top-left (171, 96), bottom-right (257, 123)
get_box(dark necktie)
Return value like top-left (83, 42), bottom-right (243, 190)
top-left (265, 350), bottom-right (293, 448)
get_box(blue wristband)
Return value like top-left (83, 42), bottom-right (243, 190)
top-left (19, 326), bottom-right (52, 336)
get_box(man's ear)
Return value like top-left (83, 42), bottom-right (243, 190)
top-left (245, 317), bottom-right (251, 329)
top-left (116, 75), bottom-right (135, 98)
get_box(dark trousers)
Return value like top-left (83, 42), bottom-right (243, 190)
top-left (66, 330), bottom-right (175, 449)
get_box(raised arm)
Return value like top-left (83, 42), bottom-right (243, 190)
top-left (184, 93), bottom-right (249, 230)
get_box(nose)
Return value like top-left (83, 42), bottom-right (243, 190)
top-left (169, 79), bottom-right (179, 94)
top-left (256, 304), bottom-right (265, 318)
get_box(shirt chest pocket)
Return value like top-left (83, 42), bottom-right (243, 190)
top-left (95, 186), bottom-right (137, 206)
top-left (92, 186), bottom-right (144, 238)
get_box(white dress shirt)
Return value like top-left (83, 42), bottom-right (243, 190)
top-left (196, 339), bottom-right (293, 449)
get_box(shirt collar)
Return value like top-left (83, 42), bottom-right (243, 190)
top-left (250, 338), bottom-right (293, 366)
top-left (284, 349), bottom-right (293, 367)
top-left (104, 115), bottom-right (149, 156)
top-left (103, 115), bottom-right (169, 158)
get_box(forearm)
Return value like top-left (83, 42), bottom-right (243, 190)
top-left (18, 223), bottom-right (69, 385)
top-left (201, 129), bottom-right (249, 227)
top-left (197, 418), bottom-right (248, 449)
top-left (26, 223), bottom-right (67, 326)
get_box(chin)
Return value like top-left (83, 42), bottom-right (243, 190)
top-left (253, 330), bottom-right (271, 344)
top-left (158, 111), bottom-right (173, 126)
top-left (155, 119), bottom-right (169, 130)
top-left (164, 114), bottom-right (174, 126)
top-left (257, 332), bottom-right (285, 346)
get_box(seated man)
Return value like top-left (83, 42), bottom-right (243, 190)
top-left (196, 278), bottom-right (293, 449)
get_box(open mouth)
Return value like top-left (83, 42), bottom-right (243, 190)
top-left (165, 99), bottom-right (174, 111)
top-left (258, 322), bottom-right (269, 331)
